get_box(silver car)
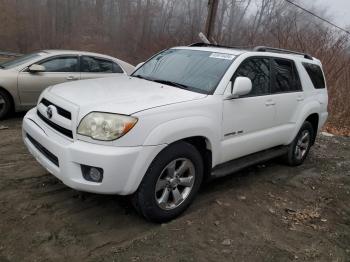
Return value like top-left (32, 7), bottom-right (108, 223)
top-left (0, 50), bottom-right (135, 119)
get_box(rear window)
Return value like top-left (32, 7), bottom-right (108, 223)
top-left (81, 56), bottom-right (123, 73)
top-left (271, 58), bottom-right (302, 93)
top-left (302, 63), bottom-right (325, 89)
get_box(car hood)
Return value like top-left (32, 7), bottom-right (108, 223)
top-left (49, 75), bottom-right (207, 115)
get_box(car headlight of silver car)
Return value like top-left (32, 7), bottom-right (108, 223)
top-left (77, 112), bottom-right (138, 141)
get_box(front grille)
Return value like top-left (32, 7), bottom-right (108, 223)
top-left (41, 98), bottom-right (72, 120)
top-left (37, 110), bottom-right (73, 139)
top-left (27, 134), bottom-right (59, 167)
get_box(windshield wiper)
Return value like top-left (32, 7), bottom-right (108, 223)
top-left (152, 79), bottom-right (191, 90)
top-left (133, 75), bottom-right (154, 81)
top-left (133, 75), bottom-right (191, 90)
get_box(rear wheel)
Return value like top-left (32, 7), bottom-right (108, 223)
top-left (132, 141), bottom-right (203, 223)
top-left (284, 121), bottom-right (314, 166)
top-left (0, 89), bottom-right (12, 119)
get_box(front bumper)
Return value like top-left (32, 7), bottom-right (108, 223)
top-left (22, 108), bottom-right (166, 195)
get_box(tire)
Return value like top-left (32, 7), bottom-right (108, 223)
top-left (0, 89), bottom-right (12, 120)
top-left (283, 121), bottom-right (314, 166)
top-left (132, 141), bottom-right (204, 223)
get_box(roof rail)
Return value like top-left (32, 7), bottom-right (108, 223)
top-left (253, 46), bottom-right (313, 60)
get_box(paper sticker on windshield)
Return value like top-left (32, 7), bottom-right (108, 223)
top-left (209, 53), bottom-right (235, 60)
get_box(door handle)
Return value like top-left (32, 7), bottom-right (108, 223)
top-left (297, 96), bottom-right (304, 102)
top-left (265, 100), bottom-right (276, 106)
top-left (66, 76), bottom-right (78, 80)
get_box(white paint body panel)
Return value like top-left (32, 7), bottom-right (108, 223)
top-left (22, 47), bottom-right (328, 195)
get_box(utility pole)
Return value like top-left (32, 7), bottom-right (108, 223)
top-left (204, 0), bottom-right (219, 42)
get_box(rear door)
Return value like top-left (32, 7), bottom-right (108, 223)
top-left (79, 56), bottom-right (125, 80)
top-left (18, 55), bottom-right (80, 106)
top-left (269, 57), bottom-right (304, 140)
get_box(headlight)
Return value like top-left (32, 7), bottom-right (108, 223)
top-left (77, 112), bottom-right (138, 141)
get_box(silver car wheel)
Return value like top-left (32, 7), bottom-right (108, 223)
top-left (155, 158), bottom-right (196, 210)
top-left (295, 130), bottom-right (311, 160)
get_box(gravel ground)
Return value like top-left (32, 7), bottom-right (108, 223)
top-left (0, 114), bottom-right (349, 262)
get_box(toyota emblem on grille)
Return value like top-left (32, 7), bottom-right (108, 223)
top-left (46, 106), bottom-right (53, 119)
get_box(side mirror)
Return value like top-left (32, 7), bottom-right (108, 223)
top-left (135, 62), bottom-right (144, 70)
top-left (227, 77), bottom-right (252, 99)
top-left (28, 64), bottom-right (46, 73)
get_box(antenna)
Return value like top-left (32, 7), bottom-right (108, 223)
top-left (198, 32), bottom-right (211, 44)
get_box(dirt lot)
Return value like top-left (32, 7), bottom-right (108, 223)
top-left (0, 114), bottom-right (349, 262)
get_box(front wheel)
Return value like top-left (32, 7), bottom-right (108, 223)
top-left (284, 121), bottom-right (314, 166)
top-left (132, 141), bottom-right (203, 223)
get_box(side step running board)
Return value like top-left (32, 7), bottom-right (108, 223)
top-left (211, 146), bottom-right (289, 178)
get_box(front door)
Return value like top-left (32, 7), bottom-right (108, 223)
top-left (18, 56), bottom-right (80, 106)
top-left (221, 57), bottom-right (277, 163)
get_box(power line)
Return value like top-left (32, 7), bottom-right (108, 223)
top-left (284, 0), bottom-right (350, 35)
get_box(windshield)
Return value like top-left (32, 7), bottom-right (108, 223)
top-left (0, 52), bottom-right (44, 69)
top-left (132, 49), bottom-right (236, 94)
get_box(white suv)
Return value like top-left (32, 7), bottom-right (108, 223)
top-left (22, 44), bottom-right (328, 222)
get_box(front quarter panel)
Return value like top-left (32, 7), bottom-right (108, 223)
top-left (143, 116), bottom-right (220, 165)
top-left (133, 96), bottom-right (223, 167)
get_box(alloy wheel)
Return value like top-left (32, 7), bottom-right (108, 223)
top-left (155, 158), bottom-right (196, 210)
top-left (295, 130), bottom-right (311, 160)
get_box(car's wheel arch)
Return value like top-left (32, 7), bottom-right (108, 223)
top-left (126, 118), bottom-right (218, 194)
top-left (289, 102), bottom-right (321, 144)
top-left (143, 116), bottom-right (218, 166)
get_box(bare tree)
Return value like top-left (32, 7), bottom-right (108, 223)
top-left (0, 0), bottom-right (348, 132)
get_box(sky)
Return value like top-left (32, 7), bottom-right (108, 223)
top-left (304, 0), bottom-right (350, 28)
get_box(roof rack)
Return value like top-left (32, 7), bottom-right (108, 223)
top-left (188, 42), bottom-right (313, 60)
top-left (253, 46), bottom-right (313, 60)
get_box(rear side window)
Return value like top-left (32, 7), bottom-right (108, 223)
top-left (112, 63), bottom-right (124, 73)
top-left (81, 56), bottom-right (123, 73)
top-left (302, 63), bottom-right (325, 89)
top-left (233, 58), bottom-right (270, 96)
top-left (271, 58), bottom-right (302, 93)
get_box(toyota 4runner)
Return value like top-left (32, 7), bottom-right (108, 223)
top-left (22, 43), bottom-right (328, 222)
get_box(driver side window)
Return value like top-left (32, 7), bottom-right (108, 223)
top-left (39, 56), bottom-right (79, 72)
top-left (233, 58), bottom-right (271, 96)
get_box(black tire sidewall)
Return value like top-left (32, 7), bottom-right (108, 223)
top-left (134, 141), bottom-right (204, 223)
top-left (0, 89), bottom-right (12, 119)
top-left (288, 121), bottom-right (314, 166)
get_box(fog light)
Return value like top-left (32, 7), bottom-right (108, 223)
top-left (81, 165), bottom-right (104, 183)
